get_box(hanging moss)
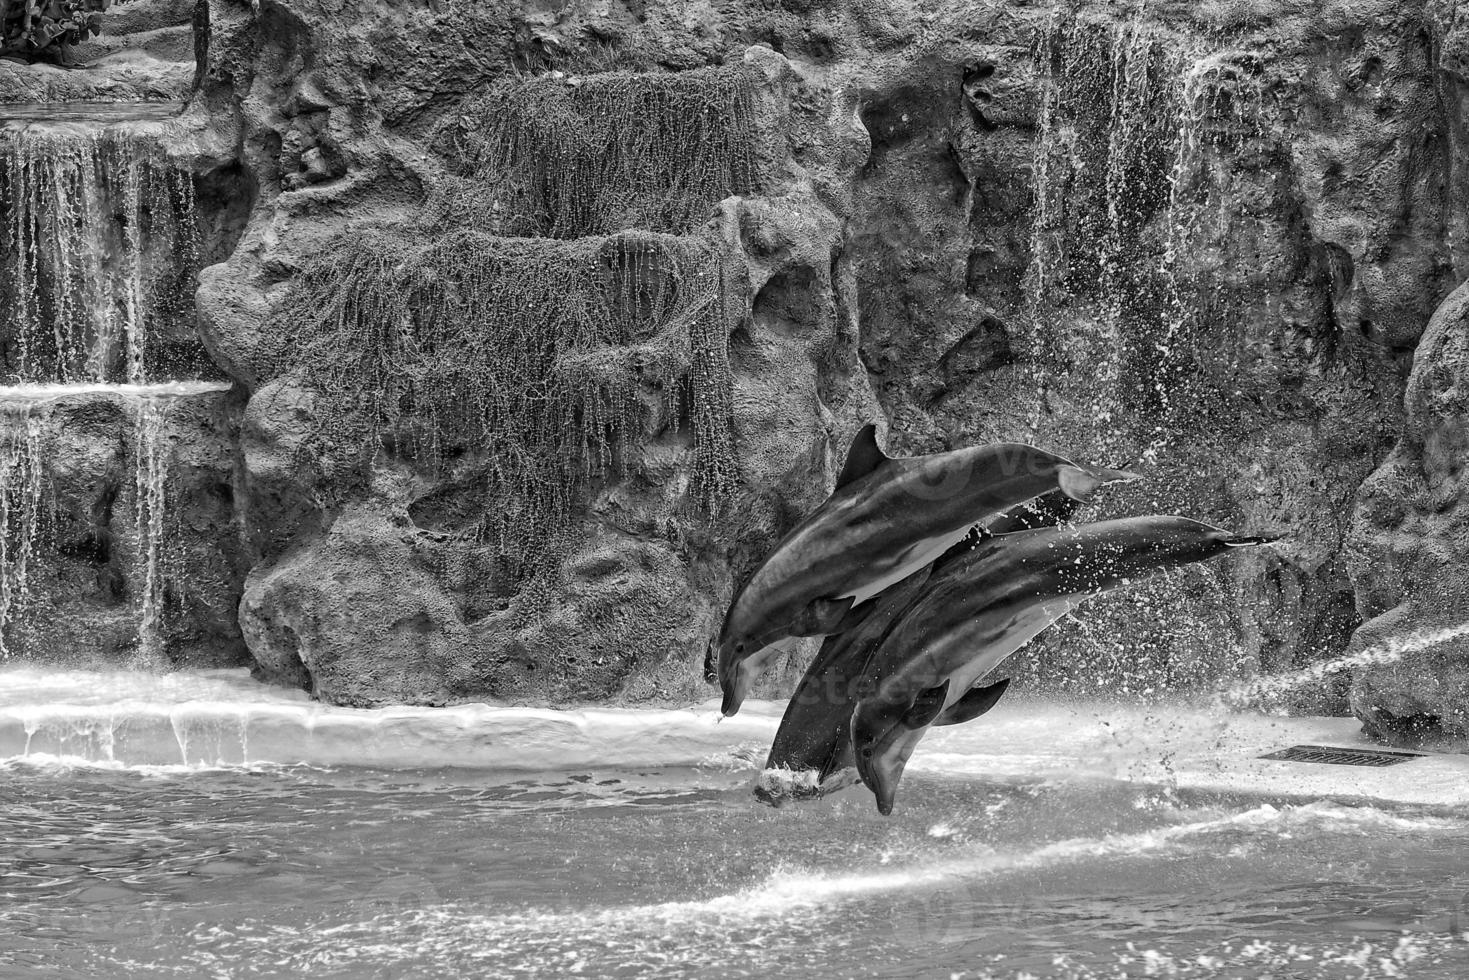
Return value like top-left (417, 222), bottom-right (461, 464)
top-left (453, 65), bottom-right (761, 238)
top-left (272, 227), bottom-right (739, 577)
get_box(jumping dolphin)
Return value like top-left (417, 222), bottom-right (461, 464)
top-left (757, 488), bottom-right (1086, 803)
top-left (850, 516), bottom-right (1279, 815)
top-left (716, 426), bottom-right (1140, 716)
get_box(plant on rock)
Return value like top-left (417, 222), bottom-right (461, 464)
top-left (272, 227), bottom-right (739, 579)
top-left (1, 0), bottom-right (110, 57)
top-left (452, 64), bottom-right (761, 238)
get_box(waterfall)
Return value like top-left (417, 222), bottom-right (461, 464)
top-left (0, 384), bottom-right (230, 661)
top-left (131, 396), bottom-right (171, 665)
top-left (0, 112), bottom-right (224, 664)
top-left (1024, 10), bottom-right (1279, 465)
top-left (0, 130), bottom-right (199, 385)
top-left (0, 404), bottom-right (45, 657)
top-left (1028, 12), bottom-right (1193, 453)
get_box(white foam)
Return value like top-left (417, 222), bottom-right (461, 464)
top-left (909, 698), bottom-right (1469, 808)
top-left (0, 667), bottom-right (781, 770)
top-left (3, 669), bottom-right (1466, 809)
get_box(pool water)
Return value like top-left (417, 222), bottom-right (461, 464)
top-left (1, 672), bottom-right (1467, 978)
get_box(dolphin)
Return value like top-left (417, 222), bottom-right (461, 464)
top-left (716, 426), bottom-right (1139, 716)
top-left (849, 516), bottom-right (1280, 815)
top-left (756, 487), bottom-right (1086, 804)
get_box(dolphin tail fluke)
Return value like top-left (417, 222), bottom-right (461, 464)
top-left (1058, 463), bottom-right (1142, 502)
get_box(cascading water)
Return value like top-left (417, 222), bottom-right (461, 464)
top-left (1027, 11), bottom-right (1199, 460)
top-left (0, 404), bottom-right (44, 656)
top-left (130, 394), bottom-right (172, 665)
top-left (0, 129), bottom-right (199, 385)
top-left (0, 113), bottom-right (222, 663)
top-left (0, 387), bottom-right (225, 661)
top-left (1025, 11), bottom-right (1279, 464)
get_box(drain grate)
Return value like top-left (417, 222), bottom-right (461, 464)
top-left (1259, 744), bottom-right (1427, 767)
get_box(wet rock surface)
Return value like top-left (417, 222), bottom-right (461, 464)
top-left (1348, 282), bottom-right (1469, 744)
top-left (0, 387), bottom-right (247, 667)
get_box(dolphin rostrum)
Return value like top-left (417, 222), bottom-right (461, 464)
top-left (850, 516), bottom-right (1280, 815)
top-left (756, 487), bottom-right (1085, 804)
top-left (716, 426), bottom-right (1140, 716)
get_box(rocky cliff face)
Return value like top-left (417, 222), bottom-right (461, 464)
top-left (2, 0), bottom-right (1467, 736)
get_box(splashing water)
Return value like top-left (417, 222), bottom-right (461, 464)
top-left (0, 130), bottom-right (199, 385)
top-left (1220, 623), bottom-right (1469, 710)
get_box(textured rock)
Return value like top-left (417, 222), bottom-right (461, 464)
top-left (201, 0), bottom-right (1469, 711)
top-left (839, 1), bottom-right (1443, 705)
top-left (197, 1), bottom-right (878, 705)
top-left (5, 0), bottom-right (1468, 719)
top-left (1347, 282), bottom-right (1469, 745)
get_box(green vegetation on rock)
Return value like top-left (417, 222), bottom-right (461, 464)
top-left (453, 64), bottom-right (760, 237)
top-left (272, 227), bottom-right (738, 578)
top-left (1, 0), bottom-right (109, 57)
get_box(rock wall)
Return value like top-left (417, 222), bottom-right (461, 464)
top-left (193, 2), bottom-right (879, 706)
top-left (4, 0), bottom-right (1468, 731)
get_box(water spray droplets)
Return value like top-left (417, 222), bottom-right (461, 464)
top-left (1221, 623), bottom-right (1469, 711)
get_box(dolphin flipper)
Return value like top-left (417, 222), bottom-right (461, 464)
top-left (902, 681), bottom-right (951, 729)
top-left (932, 677), bottom-right (1011, 726)
top-left (790, 595), bottom-right (857, 636)
top-left (836, 424), bottom-right (889, 490)
top-left (830, 597), bottom-right (880, 635)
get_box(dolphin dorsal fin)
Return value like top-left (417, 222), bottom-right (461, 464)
top-left (836, 424), bottom-right (889, 490)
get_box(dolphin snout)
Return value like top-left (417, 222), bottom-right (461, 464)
top-left (1058, 463), bottom-right (1143, 502)
top-left (719, 660), bottom-right (753, 717)
top-left (1223, 531), bottom-right (1286, 547)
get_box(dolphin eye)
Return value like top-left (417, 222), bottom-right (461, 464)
top-left (734, 642), bottom-right (746, 654)
top-left (861, 748), bottom-right (873, 758)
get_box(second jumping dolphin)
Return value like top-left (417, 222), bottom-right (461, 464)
top-left (757, 488), bottom-right (1087, 803)
top-left (716, 426), bottom-right (1139, 715)
top-left (850, 516), bottom-right (1279, 814)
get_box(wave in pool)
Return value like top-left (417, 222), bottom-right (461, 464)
top-left (141, 801), bottom-right (1469, 980)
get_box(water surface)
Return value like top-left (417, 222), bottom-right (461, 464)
top-left (1, 672), bottom-right (1467, 978)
